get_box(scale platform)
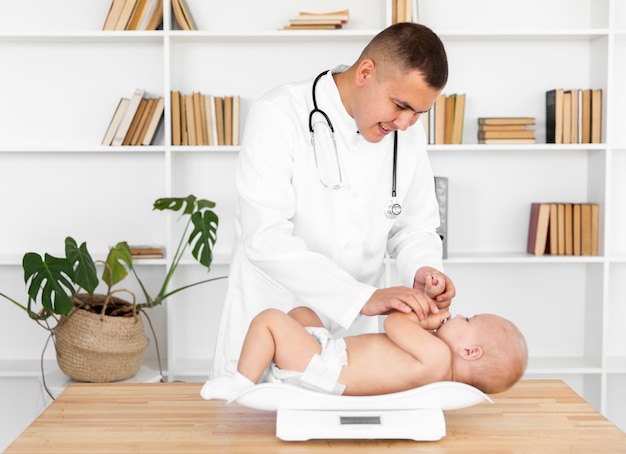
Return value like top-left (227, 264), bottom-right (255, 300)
top-left (232, 381), bottom-right (492, 441)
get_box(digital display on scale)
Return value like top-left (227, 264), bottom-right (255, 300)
top-left (339, 416), bottom-right (382, 425)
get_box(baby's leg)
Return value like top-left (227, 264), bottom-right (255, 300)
top-left (288, 306), bottom-right (324, 328)
top-left (238, 308), bottom-right (322, 382)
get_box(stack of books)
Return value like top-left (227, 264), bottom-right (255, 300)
top-left (477, 117), bottom-right (536, 144)
top-left (546, 88), bottom-right (602, 144)
top-left (527, 202), bottom-right (599, 256)
top-left (128, 244), bottom-right (164, 259)
top-left (170, 91), bottom-right (240, 147)
top-left (282, 10), bottom-right (349, 30)
top-left (102, 88), bottom-right (165, 146)
top-left (102, 0), bottom-right (163, 30)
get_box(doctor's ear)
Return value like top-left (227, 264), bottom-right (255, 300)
top-left (459, 345), bottom-right (483, 361)
top-left (355, 59), bottom-right (375, 85)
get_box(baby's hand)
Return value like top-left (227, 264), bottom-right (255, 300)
top-left (424, 272), bottom-right (446, 298)
top-left (419, 308), bottom-right (451, 331)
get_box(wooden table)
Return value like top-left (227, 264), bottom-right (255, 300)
top-left (6, 379), bottom-right (626, 453)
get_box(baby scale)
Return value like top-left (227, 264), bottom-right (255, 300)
top-left (232, 381), bottom-right (492, 441)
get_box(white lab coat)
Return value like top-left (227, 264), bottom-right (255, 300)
top-left (211, 69), bottom-right (443, 377)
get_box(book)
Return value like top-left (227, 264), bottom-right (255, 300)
top-left (232, 95), bottom-right (240, 146)
top-left (478, 117), bottom-right (535, 126)
top-left (114, 0), bottom-right (139, 30)
top-left (214, 96), bottom-right (225, 146)
top-left (203, 95), bottom-right (216, 146)
top-left (564, 203), bottom-right (573, 255)
top-left (557, 203), bottom-right (565, 255)
top-left (591, 89), bottom-right (602, 144)
top-left (548, 203), bottom-right (558, 254)
top-left (444, 94), bottom-right (455, 144)
top-left (572, 203), bottom-right (581, 255)
top-left (138, 0), bottom-right (163, 30)
top-left (581, 203), bottom-right (592, 255)
top-left (130, 97), bottom-right (155, 145)
top-left (590, 203), bottom-right (599, 255)
top-left (527, 203), bottom-right (550, 256)
top-left (112, 88), bottom-right (145, 146)
top-left (141, 97), bottom-right (165, 145)
top-left (224, 95), bottom-right (233, 146)
top-left (478, 124), bottom-right (529, 131)
top-left (546, 88), bottom-right (564, 144)
top-left (102, 97), bottom-right (129, 146)
top-left (180, 93), bottom-right (188, 145)
top-left (193, 91), bottom-right (206, 145)
top-left (478, 130), bottom-right (535, 139)
top-left (562, 90), bottom-right (571, 144)
top-left (184, 94), bottom-right (197, 146)
top-left (282, 24), bottom-right (341, 30)
top-left (581, 89), bottom-right (591, 143)
top-left (478, 138), bottom-right (535, 144)
top-left (434, 94), bottom-right (446, 144)
top-left (122, 98), bottom-right (148, 145)
top-left (450, 93), bottom-right (465, 145)
top-left (102, 0), bottom-right (127, 30)
top-left (171, 91), bottom-right (182, 146)
top-left (126, 0), bottom-right (149, 30)
top-left (172, 0), bottom-right (196, 30)
top-left (569, 88), bottom-right (579, 143)
top-left (434, 176), bottom-right (448, 259)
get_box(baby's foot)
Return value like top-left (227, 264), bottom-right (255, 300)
top-left (200, 372), bottom-right (254, 402)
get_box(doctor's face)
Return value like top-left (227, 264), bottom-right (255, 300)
top-left (353, 63), bottom-right (441, 143)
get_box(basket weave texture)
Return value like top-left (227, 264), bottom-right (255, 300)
top-left (54, 294), bottom-right (149, 383)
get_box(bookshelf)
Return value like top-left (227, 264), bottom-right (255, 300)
top-left (0, 0), bottom-right (625, 434)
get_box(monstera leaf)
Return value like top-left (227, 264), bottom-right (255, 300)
top-left (103, 242), bottom-right (133, 288)
top-left (23, 252), bottom-right (75, 316)
top-left (153, 195), bottom-right (218, 269)
top-left (189, 210), bottom-right (219, 268)
top-left (64, 237), bottom-right (98, 294)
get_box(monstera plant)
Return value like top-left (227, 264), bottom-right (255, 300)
top-left (0, 194), bottom-right (224, 383)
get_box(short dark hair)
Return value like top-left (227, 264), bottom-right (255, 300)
top-left (360, 22), bottom-right (448, 89)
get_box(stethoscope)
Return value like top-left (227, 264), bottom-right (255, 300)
top-left (309, 70), bottom-right (402, 218)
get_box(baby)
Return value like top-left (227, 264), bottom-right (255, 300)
top-left (201, 273), bottom-right (528, 400)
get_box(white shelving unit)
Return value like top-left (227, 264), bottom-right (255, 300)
top-left (0, 0), bottom-right (624, 435)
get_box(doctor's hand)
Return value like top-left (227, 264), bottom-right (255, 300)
top-left (361, 286), bottom-right (439, 322)
top-left (413, 266), bottom-right (456, 310)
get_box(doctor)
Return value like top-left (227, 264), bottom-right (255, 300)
top-left (212, 22), bottom-right (455, 377)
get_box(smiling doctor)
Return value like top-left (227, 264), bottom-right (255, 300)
top-left (212, 22), bottom-right (455, 378)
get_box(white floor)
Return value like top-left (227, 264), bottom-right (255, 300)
top-left (0, 377), bottom-right (51, 452)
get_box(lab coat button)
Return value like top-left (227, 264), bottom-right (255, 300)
top-left (344, 241), bottom-right (353, 249)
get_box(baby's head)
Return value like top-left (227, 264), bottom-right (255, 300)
top-left (435, 314), bottom-right (528, 394)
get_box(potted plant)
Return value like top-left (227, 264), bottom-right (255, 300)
top-left (0, 194), bottom-right (223, 383)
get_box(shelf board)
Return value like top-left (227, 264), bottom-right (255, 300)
top-left (0, 31), bottom-right (164, 43)
top-left (526, 356), bottom-right (603, 374)
top-left (427, 143), bottom-right (607, 152)
top-left (436, 29), bottom-right (610, 40)
top-left (0, 145), bottom-right (167, 153)
top-left (443, 252), bottom-right (604, 264)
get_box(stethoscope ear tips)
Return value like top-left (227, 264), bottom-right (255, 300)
top-left (385, 199), bottom-right (402, 218)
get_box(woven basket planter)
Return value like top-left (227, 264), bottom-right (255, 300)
top-left (53, 294), bottom-right (149, 383)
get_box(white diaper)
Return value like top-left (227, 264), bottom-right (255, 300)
top-left (267, 326), bottom-right (347, 395)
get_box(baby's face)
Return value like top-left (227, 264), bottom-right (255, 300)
top-left (434, 314), bottom-right (483, 347)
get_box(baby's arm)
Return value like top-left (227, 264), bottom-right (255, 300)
top-left (383, 311), bottom-right (450, 376)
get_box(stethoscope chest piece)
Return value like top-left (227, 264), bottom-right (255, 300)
top-left (385, 198), bottom-right (402, 218)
